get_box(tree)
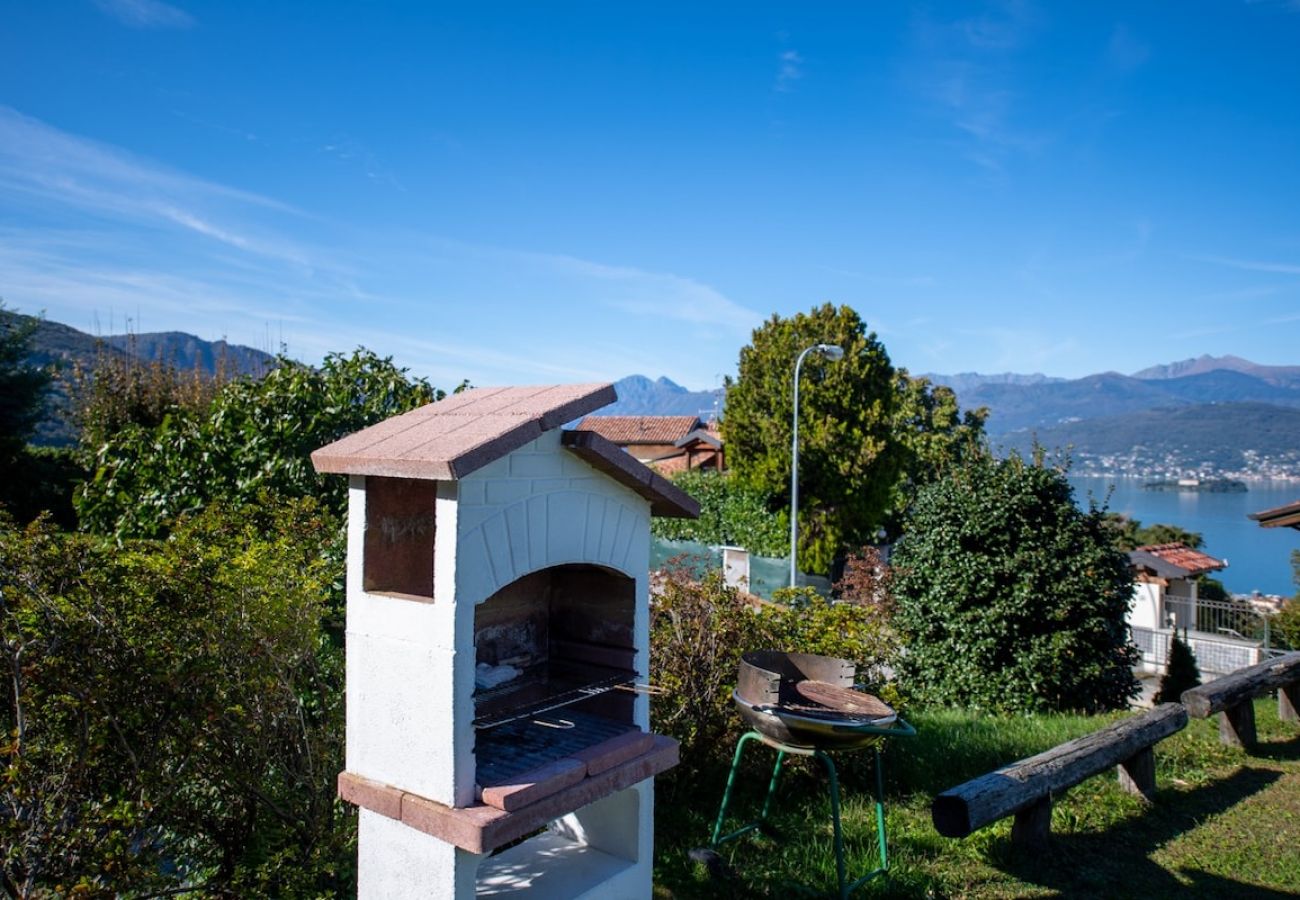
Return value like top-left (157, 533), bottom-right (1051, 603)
top-left (723, 304), bottom-right (983, 573)
top-left (69, 334), bottom-right (229, 453)
top-left (1154, 632), bottom-right (1201, 704)
top-left (891, 452), bottom-right (1139, 714)
top-left (0, 304), bottom-right (50, 460)
top-left (1103, 514), bottom-right (1204, 551)
top-left (649, 469), bottom-right (786, 556)
top-left (889, 370), bottom-right (988, 528)
top-left (76, 348), bottom-right (436, 538)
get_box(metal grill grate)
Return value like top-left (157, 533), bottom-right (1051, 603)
top-left (476, 710), bottom-right (638, 787)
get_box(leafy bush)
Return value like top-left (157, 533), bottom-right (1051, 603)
top-left (76, 348), bottom-right (435, 538)
top-left (649, 470), bottom-right (786, 556)
top-left (891, 452), bottom-right (1139, 714)
top-left (0, 499), bottom-right (352, 896)
top-left (649, 563), bottom-right (897, 777)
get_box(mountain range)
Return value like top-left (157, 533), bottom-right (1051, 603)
top-left (13, 312), bottom-right (1299, 475)
top-left (8, 311), bottom-right (276, 446)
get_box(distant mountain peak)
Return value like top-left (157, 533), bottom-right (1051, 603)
top-left (1132, 355), bottom-right (1262, 380)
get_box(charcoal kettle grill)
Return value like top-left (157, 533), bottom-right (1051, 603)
top-left (705, 650), bottom-right (914, 898)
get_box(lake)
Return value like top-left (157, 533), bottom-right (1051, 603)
top-left (1068, 476), bottom-right (1300, 596)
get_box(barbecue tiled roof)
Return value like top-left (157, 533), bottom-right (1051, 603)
top-left (1249, 499), bottom-right (1300, 530)
top-left (574, 415), bottom-right (701, 445)
top-left (1130, 542), bottom-right (1226, 578)
top-left (312, 384), bottom-right (617, 481)
top-left (311, 383), bottom-right (700, 519)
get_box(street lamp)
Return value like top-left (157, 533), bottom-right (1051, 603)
top-left (790, 342), bottom-right (845, 587)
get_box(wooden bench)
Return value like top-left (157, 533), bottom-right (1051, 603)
top-left (1181, 651), bottom-right (1300, 748)
top-left (931, 703), bottom-right (1187, 847)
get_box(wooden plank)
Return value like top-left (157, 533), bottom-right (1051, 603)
top-left (1117, 746), bottom-right (1156, 801)
top-left (931, 704), bottom-right (1186, 838)
top-left (1011, 796), bottom-right (1052, 848)
top-left (1181, 652), bottom-right (1300, 718)
top-left (1280, 683), bottom-right (1299, 724)
top-left (1219, 702), bottom-right (1257, 749)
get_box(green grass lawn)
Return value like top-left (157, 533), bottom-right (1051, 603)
top-left (653, 698), bottom-right (1300, 898)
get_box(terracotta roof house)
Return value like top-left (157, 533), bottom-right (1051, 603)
top-left (1127, 542), bottom-right (1241, 675)
top-left (576, 415), bottom-right (724, 473)
top-left (1249, 499), bottom-right (1300, 530)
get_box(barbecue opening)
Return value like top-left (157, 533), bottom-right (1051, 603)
top-left (473, 564), bottom-right (639, 782)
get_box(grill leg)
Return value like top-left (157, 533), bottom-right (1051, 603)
top-left (814, 750), bottom-right (848, 900)
top-left (760, 749), bottom-right (786, 821)
top-left (710, 731), bottom-right (765, 847)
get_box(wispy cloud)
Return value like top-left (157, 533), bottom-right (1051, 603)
top-left (775, 50), bottom-right (804, 92)
top-left (1194, 254), bottom-right (1300, 275)
top-left (522, 251), bottom-right (759, 335)
top-left (0, 106), bottom-right (312, 266)
top-left (91, 0), bottom-right (194, 29)
top-left (0, 108), bottom-right (751, 389)
top-left (909, 4), bottom-right (1049, 172)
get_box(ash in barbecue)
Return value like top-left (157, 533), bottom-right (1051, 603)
top-left (475, 662), bottom-right (522, 690)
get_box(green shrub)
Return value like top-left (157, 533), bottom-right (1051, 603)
top-left (76, 348), bottom-right (434, 538)
top-left (892, 452), bottom-right (1139, 714)
top-left (1155, 633), bottom-right (1202, 704)
top-left (0, 499), bottom-right (353, 896)
top-left (649, 564), bottom-right (898, 778)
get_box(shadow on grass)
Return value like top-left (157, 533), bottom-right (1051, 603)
top-left (1247, 731), bottom-right (1300, 762)
top-left (992, 766), bottom-right (1282, 898)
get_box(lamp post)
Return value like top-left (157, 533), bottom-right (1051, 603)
top-left (790, 342), bottom-right (845, 587)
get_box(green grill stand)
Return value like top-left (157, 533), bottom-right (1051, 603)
top-left (708, 722), bottom-right (914, 899)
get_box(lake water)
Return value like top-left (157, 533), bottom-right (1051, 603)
top-left (1068, 476), bottom-right (1300, 596)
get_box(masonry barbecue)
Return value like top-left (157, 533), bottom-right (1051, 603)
top-left (312, 383), bottom-right (698, 899)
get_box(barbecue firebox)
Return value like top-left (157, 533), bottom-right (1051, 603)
top-left (312, 384), bottom-right (697, 899)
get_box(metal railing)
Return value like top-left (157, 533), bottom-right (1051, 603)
top-left (1132, 596), bottom-right (1278, 678)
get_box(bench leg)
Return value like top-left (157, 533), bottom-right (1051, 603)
top-left (1117, 746), bottom-right (1156, 801)
top-left (1280, 684), bottom-right (1299, 724)
top-left (1011, 796), bottom-right (1052, 848)
top-left (1219, 701), bottom-right (1257, 749)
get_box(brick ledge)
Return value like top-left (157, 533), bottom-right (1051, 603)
top-left (339, 734), bottom-right (679, 855)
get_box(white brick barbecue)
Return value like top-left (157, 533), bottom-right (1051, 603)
top-left (312, 384), bottom-right (697, 899)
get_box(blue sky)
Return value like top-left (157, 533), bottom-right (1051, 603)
top-left (2, 1), bottom-right (1299, 391)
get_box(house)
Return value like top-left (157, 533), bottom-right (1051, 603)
top-left (1128, 543), bottom-right (1228, 673)
top-left (1249, 498), bottom-right (1300, 530)
top-left (575, 415), bottom-right (724, 473)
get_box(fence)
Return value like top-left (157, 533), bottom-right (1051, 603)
top-left (649, 538), bottom-right (831, 601)
top-left (1132, 595), bottom-right (1279, 678)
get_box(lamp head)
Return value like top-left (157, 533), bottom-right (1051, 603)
top-left (816, 343), bottom-right (845, 361)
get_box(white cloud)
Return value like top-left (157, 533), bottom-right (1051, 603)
top-left (1194, 254), bottom-right (1300, 276)
top-left (524, 250), bottom-right (759, 335)
top-left (0, 106), bottom-right (313, 267)
top-left (775, 50), bottom-right (804, 92)
top-left (91, 0), bottom-right (194, 29)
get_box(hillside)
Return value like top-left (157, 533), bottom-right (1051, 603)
top-left (7, 311), bottom-right (276, 446)
top-left (938, 362), bottom-right (1300, 435)
top-left (997, 402), bottom-right (1300, 475)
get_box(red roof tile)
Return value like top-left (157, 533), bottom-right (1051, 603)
top-left (574, 415), bottom-right (701, 445)
top-left (1135, 543), bottom-right (1226, 576)
top-left (312, 384), bottom-right (616, 480)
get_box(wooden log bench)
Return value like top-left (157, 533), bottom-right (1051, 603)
top-left (931, 703), bottom-right (1187, 847)
top-left (1180, 651), bottom-right (1300, 748)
